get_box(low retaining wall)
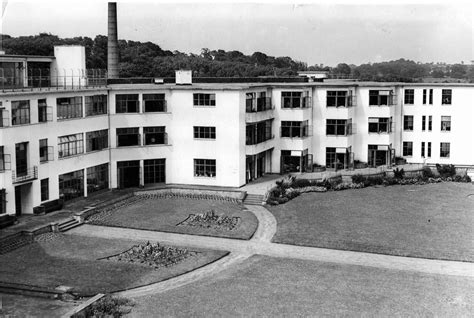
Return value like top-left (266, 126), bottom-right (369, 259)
top-left (136, 188), bottom-right (246, 202)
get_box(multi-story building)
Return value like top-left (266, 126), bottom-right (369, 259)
top-left (1, 46), bottom-right (473, 216)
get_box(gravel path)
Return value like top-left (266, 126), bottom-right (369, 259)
top-left (66, 204), bottom-right (474, 297)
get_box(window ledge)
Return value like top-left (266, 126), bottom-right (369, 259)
top-left (57, 117), bottom-right (85, 122)
top-left (142, 144), bottom-right (172, 147)
top-left (58, 153), bottom-right (85, 160)
top-left (194, 138), bottom-right (216, 141)
top-left (193, 106), bottom-right (216, 108)
top-left (143, 111), bottom-right (172, 114)
top-left (194, 176), bottom-right (216, 179)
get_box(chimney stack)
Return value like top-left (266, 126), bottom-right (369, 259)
top-left (107, 2), bottom-right (119, 79)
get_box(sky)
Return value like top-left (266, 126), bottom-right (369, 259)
top-left (0, 0), bottom-right (472, 66)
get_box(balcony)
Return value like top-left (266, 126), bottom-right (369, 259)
top-left (12, 166), bottom-right (38, 183)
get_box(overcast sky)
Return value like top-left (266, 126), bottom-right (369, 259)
top-left (1, 0), bottom-right (472, 66)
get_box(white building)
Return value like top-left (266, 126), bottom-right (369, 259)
top-left (1, 47), bottom-right (473, 216)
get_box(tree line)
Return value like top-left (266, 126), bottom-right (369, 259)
top-left (1, 33), bottom-right (472, 82)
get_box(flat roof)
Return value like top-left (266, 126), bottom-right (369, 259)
top-left (0, 54), bottom-right (55, 63)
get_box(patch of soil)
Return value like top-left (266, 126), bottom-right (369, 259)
top-left (177, 210), bottom-right (240, 231)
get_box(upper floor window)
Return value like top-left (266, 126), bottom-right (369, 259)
top-left (246, 92), bottom-right (272, 112)
top-left (368, 117), bottom-right (390, 133)
top-left (402, 141), bottom-right (413, 157)
top-left (441, 89), bottom-right (452, 105)
top-left (246, 120), bottom-right (272, 145)
top-left (86, 129), bottom-right (109, 152)
top-left (11, 100), bottom-right (30, 125)
top-left (143, 94), bottom-right (166, 112)
top-left (144, 126), bottom-right (167, 145)
top-left (422, 89), bottom-right (433, 105)
top-left (38, 99), bottom-right (52, 123)
top-left (116, 94), bottom-right (139, 113)
top-left (421, 115), bottom-right (432, 131)
top-left (403, 115), bottom-right (414, 131)
top-left (40, 178), bottom-right (49, 201)
top-left (404, 89), bottom-right (414, 105)
top-left (281, 120), bottom-right (310, 138)
top-left (193, 93), bottom-right (216, 106)
top-left (57, 97), bottom-right (83, 120)
top-left (441, 116), bottom-right (451, 132)
top-left (282, 92), bottom-right (310, 109)
top-left (39, 138), bottom-right (53, 162)
top-left (116, 128), bottom-right (140, 147)
top-left (327, 91), bottom-right (352, 107)
top-left (440, 142), bottom-right (450, 158)
top-left (326, 119), bottom-right (350, 136)
top-left (194, 126), bottom-right (216, 139)
top-left (85, 95), bottom-right (107, 116)
top-left (369, 90), bottom-right (394, 106)
top-left (58, 133), bottom-right (84, 158)
top-left (194, 159), bottom-right (216, 178)
top-left (0, 146), bottom-right (11, 172)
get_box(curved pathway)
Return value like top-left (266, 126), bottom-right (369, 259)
top-left (67, 203), bottom-right (474, 298)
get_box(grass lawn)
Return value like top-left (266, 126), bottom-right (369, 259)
top-left (129, 255), bottom-right (474, 317)
top-left (268, 182), bottom-right (474, 261)
top-left (0, 292), bottom-right (79, 318)
top-left (88, 198), bottom-right (258, 240)
top-left (0, 234), bottom-right (227, 296)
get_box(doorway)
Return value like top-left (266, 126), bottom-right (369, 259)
top-left (117, 160), bottom-right (140, 188)
top-left (15, 186), bottom-right (22, 216)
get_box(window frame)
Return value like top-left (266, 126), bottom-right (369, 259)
top-left (11, 100), bottom-right (31, 125)
top-left (86, 129), bottom-right (109, 152)
top-left (115, 94), bottom-right (139, 113)
top-left (441, 116), bottom-right (451, 132)
top-left (368, 117), bottom-right (390, 133)
top-left (193, 93), bottom-right (216, 107)
top-left (441, 89), bottom-right (452, 105)
top-left (194, 126), bottom-right (216, 139)
top-left (85, 95), bottom-right (108, 116)
top-left (194, 159), bottom-right (216, 178)
top-left (403, 115), bottom-right (414, 131)
top-left (57, 96), bottom-right (83, 120)
top-left (402, 141), bottom-right (413, 157)
top-left (40, 178), bottom-right (49, 202)
top-left (116, 127), bottom-right (140, 147)
top-left (143, 126), bottom-right (167, 145)
top-left (143, 94), bottom-right (166, 112)
top-left (440, 142), bottom-right (450, 158)
top-left (58, 133), bottom-right (84, 158)
top-left (404, 89), bottom-right (414, 105)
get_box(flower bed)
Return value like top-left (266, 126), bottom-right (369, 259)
top-left (266, 165), bottom-right (471, 205)
top-left (103, 241), bottom-right (193, 268)
top-left (177, 209), bottom-right (240, 231)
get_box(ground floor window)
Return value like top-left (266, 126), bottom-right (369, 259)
top-left (59, 169), bottom-right (84, 201)
top-left (440, 142), bottom-right (450, 158)
top-left (0, 189), bottom-right (6, 214)
top-left (40, 178), bottom-right (49, 201)
top-left (194, 159), bottom-right (216, 178)
top-left (117, 160), bottom-right (140, 188)
top-left (281, 150), bottom-right (311, 173)
top-left (87, 163), bottom-right (109, 194)
top-left (144, 159), bottom-right (165, 184)
top-left (403, 142), bottom-right (413, 156)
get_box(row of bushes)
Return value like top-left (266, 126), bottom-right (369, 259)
top-left (266, 165), bottom-right (471, 205)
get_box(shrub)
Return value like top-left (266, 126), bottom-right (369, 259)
top-left (422, 166), bottom-right (435, 179)
top-left (80, 296), bottom-right (134, 318)
top-left (284, 187), bottom-right (300, 199)
top-left (351, 174), bottom-right (366, 184)
top-left (393, 168), bottom-right (405, 179)
top-left (367, 175), bottom-right (385, 185)
top-left (292, 178), bottom-right (311, 188)
top-left (436, 164), bottom-right (456, 178)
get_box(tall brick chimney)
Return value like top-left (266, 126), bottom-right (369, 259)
top-left (107, 2), bottom-right (119, 79)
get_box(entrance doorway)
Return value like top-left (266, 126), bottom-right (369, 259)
top-left (280, 149), bottom-right (312, 173)
top-left (368, 145), bottom-right (391, 167)
top-left (246, 149), bottom-right (272, 183)
top-left (117, 160), bottom-right (140, 188)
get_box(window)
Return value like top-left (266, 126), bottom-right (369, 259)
top-left (194, 126), bottom-right (216, 139)
top-left (440, 142), bottom-right (450, 158)
top-left (403, 116), bottom-right (414, 131)
top-left (57, 97), bottom-right (83, 120)
top-left (427, 142), bottom-right (432, 158)
top-left (422, 116), bottom-right (426, 131)
top-left (193, 93), bottom-right (216, 106)
top-left (116, 128), bottom-right (140, 147)
top-left (368, 117), bottom-right (390, 133)
top-left (144, 159), bottom-right (166, 184)
top-left (58, 133), bottom-right (83, 158)
top-left (144, 126), bottom-right (166, 145)
top-left (428, 115), bottom-right (432, 131)
top-left (281, 91), bottom-right (310, 108)
top-left (0, 189), bottom-right (6, 215)
top-left (403, 142), bottom-right (413, 156)
top-left (87, 163), bottom-right (109, 194)
top-left (59, 169), bottom-right (84, 201)
top-left (116, 94), bottom-right (139, 113)
top-left (369, 90), bottom-right (393, 106)
top-left (404, 89), bottom-right (414, 104)
top-left (86, 129), bottom-right (108, 152)
top-left (281, 120), bottom-right (309, 138)
top-left (85, 95), bottom-right (107, 116)
top-left (326, 91), bottom-right (352, 107)
top-left (194, 159), bottom-right (216, 177)
top-left (256, 92), bottom-right (272, 111)
top-left (143, 94), bottom-right (166, 112)
top-left (246, 120), bottom-right (273, 145)
top-left (38, 99), bottom-right (51, 122)
top-left (421, 142), bottom-right (425, 157)
top-left (0, 146), bottom-right (11, 172)
top-left (11, 100), bottom-right (30, 125)
top-left (246, 93), bottom-right (256, 112)
top-left (423, 89), bottom-right (433, 105)
top-left (39, 139), bottom-right (52, 162)
top-left (326, 119), bottom-right (348, 136)
top-left (442, 89), bottom-right (452, 105)
top-left (40, 178), bottom-right (49, 201)
top-left (441, 116), bottom-right (451, 132)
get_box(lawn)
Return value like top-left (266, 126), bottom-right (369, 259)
top-left (0, 234), bottom-right (227, 296)
top-left (87, 197), bottom-right (258, 240)
top-left (268, 182), bottom-right (474, 261)
top-left (129, 255), bottom-right (474, 317)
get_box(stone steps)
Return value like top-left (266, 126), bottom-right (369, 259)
top-left (244, 194), bottom-right (264, 205)
top-left (58, 218), bottom-right (81, 232)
